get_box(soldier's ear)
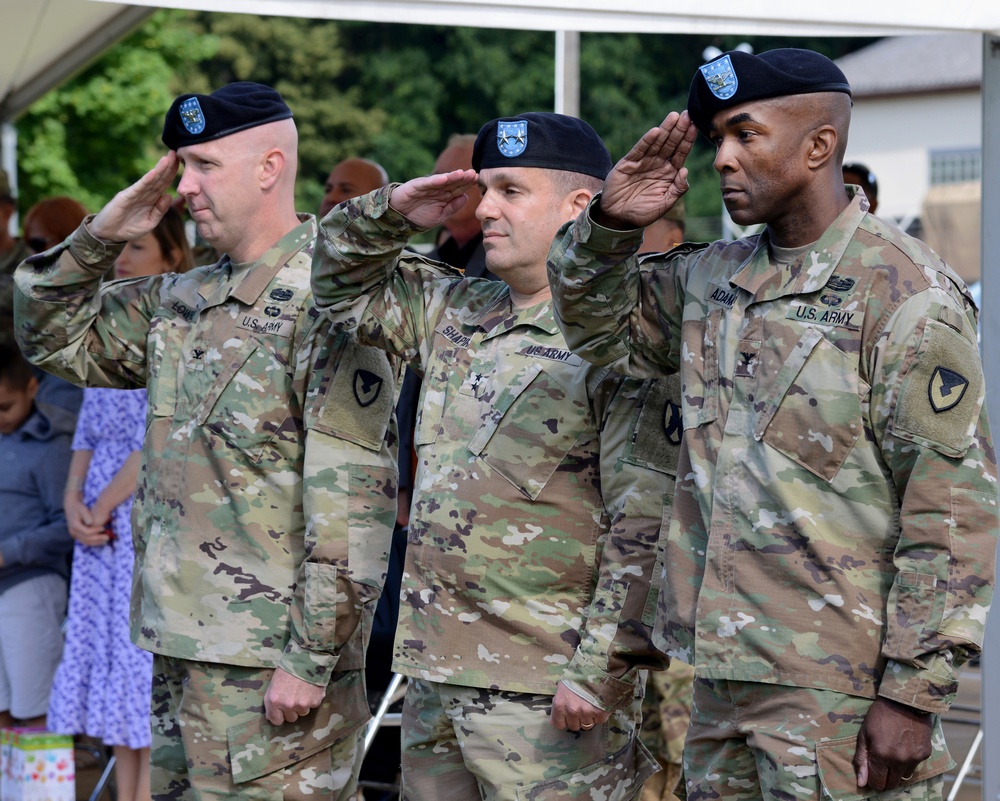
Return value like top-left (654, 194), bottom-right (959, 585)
top-left (806, 124), bottom-right (838, 172)
top-left (565, 188), bottom-right (593, 218)
top-left (259, 148), bottom-right (285, 190)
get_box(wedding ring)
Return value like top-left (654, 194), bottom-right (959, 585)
top-left (580, 722), bottom-right (596, 730)
top-left (902, 774), bottom-right (914, 781)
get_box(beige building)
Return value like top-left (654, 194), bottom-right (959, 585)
top-left (836, 34), bottom-right (982, 285)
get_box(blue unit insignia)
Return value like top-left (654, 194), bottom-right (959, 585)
top-left (497, 121), bottom-right (528, 158)
top-left (179, 98), bottom-right (206, 135)
top-left (700, 55), bottom-right (738, 100)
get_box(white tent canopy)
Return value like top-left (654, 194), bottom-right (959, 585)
top-left (82, 0), bottom-right (1000, 35)
top-left (3, 4), bottom-right (1000, 798)
top-left (0, 1), bottom-right (152, 122)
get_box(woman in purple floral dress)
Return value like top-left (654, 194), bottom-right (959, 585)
top-left (47, 208), bottom-right (192, 801)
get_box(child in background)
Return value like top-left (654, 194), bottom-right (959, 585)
top-left (0, 343), bottom-right (76, 729)
top-left (47, 206), bottom-right (194, 801)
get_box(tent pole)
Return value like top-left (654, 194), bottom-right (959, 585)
top-left (980, 31), bottom-right (1000, 800)
top-left (554, 31), bottom-right (580, 118)
top-left (1, 123), bottom-right (17, 233)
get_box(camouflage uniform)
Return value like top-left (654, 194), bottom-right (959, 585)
top-left (312, 187), bottom-right (671, 800)
top-left (1, 238), bottom-right (30, 345)
top-left (14, 216), bottom-right (399, 800)
top-left (548, 189), bottom-right (999, 799)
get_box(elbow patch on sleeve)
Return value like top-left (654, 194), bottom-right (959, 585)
top-left (889, 318), bottom-right (984, 457)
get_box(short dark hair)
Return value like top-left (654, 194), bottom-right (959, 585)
top-left (843, 162), bottom-right (878, 201)
top-left (0, 344), bottom-right (35, 390)
top-left (547, 169), bottom-right (604, 199)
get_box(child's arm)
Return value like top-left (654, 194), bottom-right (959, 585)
top-left (88, 450), bottom-right (141, 531)
top-left (64, 449), bottom-right (109, 546)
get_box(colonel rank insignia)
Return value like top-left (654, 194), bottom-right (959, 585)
top-left (179, 97), bottom-right (206, 135)
top-left (498, 120), bottom-right (528, 158)
top-left (700, 55), bottom-right (738, 100)
top-left (929, 366), bottom-right (969, 413)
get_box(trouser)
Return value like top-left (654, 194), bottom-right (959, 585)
top-left (638, 661), bottom-right (695, 801)
top-left (401, 677), bottom-right (658, 801)
top-left (682, 678), bottom-right (952, 801)
top-left (149, 656), bottom-right (368, 801)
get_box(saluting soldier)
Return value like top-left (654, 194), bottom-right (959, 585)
top-left (311, 112), bottom-right (675, 800)
top-left (547, 49), bottom-right (998, 800)
top-left (14, 82), bottom-right (398, 801)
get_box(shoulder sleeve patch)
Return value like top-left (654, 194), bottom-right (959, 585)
top-left (890, 318), bottom-right (984, 457)
top-left (620, 372), bottom-right (682, 475)
top-left (312, 334), bottom-right (396, 451)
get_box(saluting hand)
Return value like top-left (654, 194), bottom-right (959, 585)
top-left (89, 152), bottom-right (180, 243)
top-left (389, 169), bottom-right (479, 230)
top-left (597, 111), bottom-right (698, 230)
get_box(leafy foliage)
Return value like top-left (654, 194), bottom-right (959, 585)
top-left (14, 12), bottom-right (877, 223)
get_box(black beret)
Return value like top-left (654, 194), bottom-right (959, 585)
top-left (687, 48), bottom-right (851, 134)
top-left (472, 112), bottom-right (612, 180)
top-left (162, 82), bottom-right (293, 150)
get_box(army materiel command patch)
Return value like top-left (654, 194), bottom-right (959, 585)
top-left (497, 121), bottom-right (528, 158)
top-left (353, 369), bottom-right (384, 407)
top-left (700, 55), bottom-right (738, 100)
top-left (179, 98), bottom-right (206, 135)
top-left (892, 318), bottom-right (983, 458)
top-left (929, 366), bottom-right (969, 413)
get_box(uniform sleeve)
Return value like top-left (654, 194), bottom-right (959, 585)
top-left (277, 320), bottom-right (399, 685)
top-left (546, 196), bottom-right (686, 378)
top-left (870, 290), bottom-right (999, 713)
top-left (127, 390), bottom-right (148, 452)
top-left (312, 185), bottom-right (464, 369)
top-left (558, 374), bottom-right (678, 711)
top-left (14, 220), bottom-right (161, 389)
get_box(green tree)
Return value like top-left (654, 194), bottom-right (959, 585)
top-left (181, 13), bottom-right (388, 212)
top-left (15, 10), bottom-right (217, 213)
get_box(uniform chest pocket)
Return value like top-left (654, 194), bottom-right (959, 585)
top-left (467, 364), bottom-right (591, 501)
top-left (147, 314), bottom-right (188, 419)
top-left (756, 327), bottom-right (867, 483)
top-left (680, 310), bottom-right (720, 431)
top-left (195, 337), bottom-right (294, 462)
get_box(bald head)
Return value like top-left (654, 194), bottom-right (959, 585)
top-left (319, 157), bottom-right (389, 217)
top-left (176, 117), bottom-right (301, 264)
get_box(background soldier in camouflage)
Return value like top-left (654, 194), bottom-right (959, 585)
top-left (14, 83), bottom-right (398, 801)
top-left (311, 112), bottom-right (673, 801)
top-left (547, 49), bottom-right (999, 801)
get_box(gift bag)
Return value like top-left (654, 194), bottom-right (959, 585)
top-left (0, 728), bottom-right (75, 801)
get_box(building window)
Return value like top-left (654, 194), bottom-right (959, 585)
top-left (930, 147), bottom-right (981, 185)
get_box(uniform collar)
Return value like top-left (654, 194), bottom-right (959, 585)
top-left (730, 189), bottom-right (868, 303)
top-left (467, 287), bottom-right (562, 341)
top-left (198, 215), bottom-right (315, 305)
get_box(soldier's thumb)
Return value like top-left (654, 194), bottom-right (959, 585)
top-left (854, 733), bottom-right (870, 787)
